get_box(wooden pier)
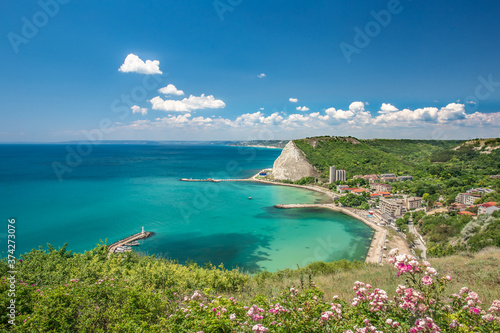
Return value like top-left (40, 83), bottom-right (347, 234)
top-left (108, 228), bottom-right (153, 255)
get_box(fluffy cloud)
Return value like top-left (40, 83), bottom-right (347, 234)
top-left (118, 54), bottom-right (162, 74)
top-left (257, 73), bottom-right (266, 78)
top-left (119, 101), bottom-right (500, 136)
top-left (289, 98), bottom-right (298, 103)
top-left (296, 106), bottom-right (310, 112)
top-left (131, 105), bottom-right (148, 116)
top-left (379, 103), bottom-right (399, 114)
top-left (158, 84), bottom-right (184, 96)
top-left (374, 103), bottom-right (467, 125)
top-left (150, 94), bottom-right (226, 112)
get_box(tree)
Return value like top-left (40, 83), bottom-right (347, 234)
top-left (406, 232), bottom-right (416, 245)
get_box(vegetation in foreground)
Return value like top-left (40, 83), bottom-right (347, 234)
top-left (1, 245), bottom-right (500, 332)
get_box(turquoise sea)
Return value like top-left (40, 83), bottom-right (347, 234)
top-left (0, 144), bottom-right (373, 272)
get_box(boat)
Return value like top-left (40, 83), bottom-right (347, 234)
top-left (248, 197), bottom-right (252, 200)
top-left (125, 241), bottom-right (140, 246)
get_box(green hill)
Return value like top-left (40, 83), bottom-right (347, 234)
top-left (292, 136), bottom-right (498, 179)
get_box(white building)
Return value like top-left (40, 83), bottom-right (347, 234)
top-left (329, 166), bottom-right (336, 183)
top-left (336, 169), bottom-right (347, 182)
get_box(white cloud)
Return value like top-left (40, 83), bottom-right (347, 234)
top-left (118, 54), bottom-right (162, 74)
top-left (131, 105), bottom-right (148, 116)
top-left (379, 103), bottom-right (399, 114)
top-left (373, 103), bottom-right (469, 125)
top-left (466, 100), bottom-right (477, 105)
top-left (259, 107), bottom-right (265, 111)
top-left (349, 101), bottom-right (365, 112)
top-left (257, 73), bottom-right (266, 78)
top-left (289, 98), bottom-right (298, 103)
top-left (158, 84), bottom-right (184, 96)
top-left (118, 101), bottom-right (500, 137)
top-left (296, 106), bottom-right (310, 112)
top-left (150, 94), bottom-right (226, 112)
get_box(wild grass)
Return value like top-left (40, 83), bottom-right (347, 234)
top-left (229, 248), bottom-right (500, 305)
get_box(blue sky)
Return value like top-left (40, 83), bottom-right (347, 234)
top-left (1, 0), bottom-right (500, 142)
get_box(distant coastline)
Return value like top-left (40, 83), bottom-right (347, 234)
top-left (229, 145), bottom-right (283, 149)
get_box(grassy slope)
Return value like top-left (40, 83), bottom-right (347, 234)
top-left (237, 248), bottom-right (500, 306)
top-left (3, 245), bottom-right (499, 306)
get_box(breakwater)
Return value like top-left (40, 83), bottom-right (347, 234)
top-left (108, 230), bottom-right (154, 255)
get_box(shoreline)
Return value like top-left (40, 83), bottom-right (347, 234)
top-left (247, 174), bottom-right (387, 264)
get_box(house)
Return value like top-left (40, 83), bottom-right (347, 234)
top-left (353, 174), bottom-right (380, 183)
top-left (466, 188), bottom-right (494, 194)
top-left (478, 202), bottom-right (499, 215)
top-left (458, 211), bottom-right (476, 216)
top-left (371, 191), bottom-right (392, 199)
top-left (338, 187), bottom-right (355, 193)
top-left (380, 173), bottom-right (397, 182)
top-left (405, 197), bottom-right (422, 210)
top-left (336, 184), bottom-right (349, 192)
top-left (341, 187), bottom-right (368, 195)
top-left (370, 183), bottom-right (392, 192)
top-left (490, 175), bottom-right (500, 179)
top-left (396, 175), bottom-right (413, 182)
top-left (449, 203), bottom-right (467, 212)
top-left (350, 188), bottom-right (369, 195)
top-left (455, 193), bottom-right (481, 206)
top-left (373, 210), bottom-right (396, 226)
top-left (380, 198), bottom-right (406, 218)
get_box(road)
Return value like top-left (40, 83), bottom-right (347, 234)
top-left (408, 221), bottom-right (427, 259)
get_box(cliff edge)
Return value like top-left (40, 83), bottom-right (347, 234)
top-left (272, 141), bottom-right (320, 181)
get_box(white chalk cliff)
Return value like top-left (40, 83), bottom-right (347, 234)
top-left (272, 141), bottom-right (320, 181)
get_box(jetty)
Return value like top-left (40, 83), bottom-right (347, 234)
top-left (108, 227), bottom-right (153, 255)
top-left (180, 178), bottom-right (249, 182)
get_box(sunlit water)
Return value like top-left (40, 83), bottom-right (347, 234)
top-left (0, 144), bottom-right (373, 272)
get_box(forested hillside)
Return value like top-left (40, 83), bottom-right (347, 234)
top-left (293, 136), bottom-right (499, 179)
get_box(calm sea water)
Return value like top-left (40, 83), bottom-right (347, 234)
top-left (0, 144), bottom-right (373, 272)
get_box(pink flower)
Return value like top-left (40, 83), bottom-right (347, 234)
top-left (252, 324), bottom-right (269, 332)
top-left (470, 307), bottom-right (480, 315)
top-left (422, 275), bottom-right (433, 286)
